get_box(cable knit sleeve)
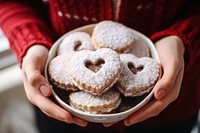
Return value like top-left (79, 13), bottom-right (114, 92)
top-left (0, 1), bottom-right (55, 65)
top-left (150, 1), bottom-right (200, 65)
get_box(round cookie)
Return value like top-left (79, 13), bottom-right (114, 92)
top-left (116, 54), bottom-right (160, 97)
top-left (69, 89), bottom-right (121, 114)
top-left (91, 21), bottom-right (135, 52)
top-left (57, 31), bottom-right (94, 55)
top-left (48, 53), bottom-right (78, 91)
top-left (68, 48), bottom-right (121, 96)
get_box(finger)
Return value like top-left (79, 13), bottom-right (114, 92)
top-left (103, 122), bottom-right (117, 127)
top-left (154, 38), bottom-right (184, 100)
top-left (124, 99), bottom-right (166, 126)
top-left (71, 116), bottom-right (88, 127)
top-left (124, 66), bottom-right (184, 126)
top-left (23, 62), bottom-right (51, 97)
top-left (23, 72), bottom-right (69, 121)
top-left (22, 48), bottom-right (51, 96)
top-left (37, 96), bottom-right (72, 122)
top-left (155, 54), bottom-right (184, 100)
top-left (29, 72), bottom-right (51, 96)
top-left (154, 59), bottom-right (181, 100)
top-left (23, 72), bottom-right (87, 127)
top-left (39, 98), bottom-right (87, 127)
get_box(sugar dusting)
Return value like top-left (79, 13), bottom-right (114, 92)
top-left (69, 89), bottom-right (121, 114)
top-left (57, 32), bottom-right (94, 55)
top-left (117, 54), bottom-right (160, 97)
top-left (92, 21), bottom-right (135, 51)
top-left (68, 48), bottom-right (121, 94)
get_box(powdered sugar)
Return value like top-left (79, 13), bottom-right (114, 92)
top-left (68, 48), bottom-right (121, 95)
top-left (126, 39), bottom-right (150, 57)
top-left (116, 54), bottom-right (160, 97)
top-left (46, 21), bottom-right (161, 116)
top-left (92, 21), bottom-right (135, 52)
top-left (57, 32), bottom-right (94, 55)
top-left (48, 53), bottom-right (78, 91)
top-left (69, 89), bottom-right (121, 114)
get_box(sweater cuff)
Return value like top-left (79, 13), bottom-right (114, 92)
top-left (7, 22), bottom-right (54, 66)
top-left (150, 20), bottom-right (199, 46)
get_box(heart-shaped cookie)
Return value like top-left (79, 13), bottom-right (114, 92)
top-left (68, 48), bottom-right (121, 96)
top-left (116, 54), bottom-right (160, 97)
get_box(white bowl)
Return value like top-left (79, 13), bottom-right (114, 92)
top-left (44, 24), bottom-right (160, 123)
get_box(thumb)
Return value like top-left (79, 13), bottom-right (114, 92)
top-left (154, 64), bottom-right (178, 100)
top-left (26, 70), bottom-right (52, 97)
top-left (23, 57), bottom-right (51, 97)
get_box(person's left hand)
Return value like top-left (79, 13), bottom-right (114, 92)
top-left (103, 35), bottom-right (185, 127)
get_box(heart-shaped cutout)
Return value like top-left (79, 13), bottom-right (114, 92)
top-left (74, 41), bottom-right (82, 51)
top-left (69, 48), bottom-right (121, 95)
top-left (128, 62), bottom-right (144, 74)
top-left (85, 59), bottom-right (105, 73)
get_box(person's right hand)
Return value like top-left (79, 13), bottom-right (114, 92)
top-left (22, 45), bottom-right (87, 127)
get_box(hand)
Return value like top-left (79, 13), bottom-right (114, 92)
top-left (103, 35), bottom-right (185, 127)
top-left (22, 45), bottom-right (87, 127)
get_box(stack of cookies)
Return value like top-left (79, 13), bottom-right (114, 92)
top-left (48, 21), bottom-right (160, 114)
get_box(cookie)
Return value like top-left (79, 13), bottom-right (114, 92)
top-left (126, 39), bottom-right (150, 57)
top-left (91, 21), bottom-right (135, 52)
top-left (48, 53), bottom-right (78, 91)
top-left (68, 48), bottom-right (121, 96)
top-left (69, 89), bottom-right (121, 114)
top-left (116, 54), bottom-right (160, 97)
top-left (57, 32), bottom-right (94, 55)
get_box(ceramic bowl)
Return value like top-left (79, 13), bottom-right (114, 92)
top-left (44, 24), bottom-right (160, 123)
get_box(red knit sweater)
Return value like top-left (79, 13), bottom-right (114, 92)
top-left (0, 0), bottom-right (200, 129)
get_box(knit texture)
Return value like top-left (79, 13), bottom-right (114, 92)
top-left (118, 0), bottom-right (166, 36)
top-left (150, 4), bottom-right (200, 67)
top-left (0, 2), bottom-right (54, 65)
top-left (48, 0), bottom-right (112, 36)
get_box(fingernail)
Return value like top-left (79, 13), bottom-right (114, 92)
top-left (104, 123), bottom-right (113, 127)
top-left (40, 85), bottom-right (50, 96)
top-left (157, 90), bottom-right (165, 99)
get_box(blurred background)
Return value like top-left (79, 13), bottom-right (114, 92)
top-left (0, 28), bottom-right (199, 133)
top-left (0, 29), bottom-right (39, 133)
